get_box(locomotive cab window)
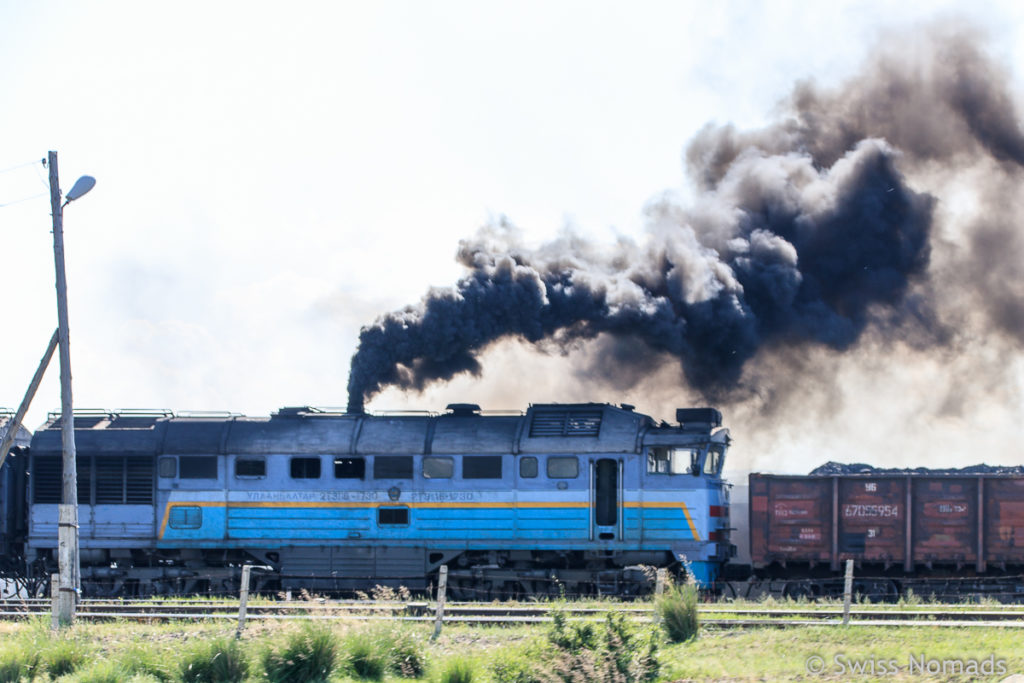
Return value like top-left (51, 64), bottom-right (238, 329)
top-left (334, 457), bottom-right (365, 479)
top-left (235, 458), bottom-right (266, 478)
top-left (547, 456), bottom-right (579, 479)
top-left (703, 447), bottom-right (723, 476)
top-left (290, 457), bottom-right (321, 479)
top-left (422, 457), bottom-right (453, 479)
top-left (647, 448), bottom-right (699, 475)
top-left (519, 456), bottom-right (538, 478)
top-left (179, 456), bottom-right (218, 479)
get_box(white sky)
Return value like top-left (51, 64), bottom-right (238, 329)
top-left (2, 1), bottom-right (1023, 471)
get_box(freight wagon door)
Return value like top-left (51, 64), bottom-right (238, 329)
top-left (592, 458), bottom-right (619, 541)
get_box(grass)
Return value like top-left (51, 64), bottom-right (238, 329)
top-left (656, 580), bottom-right (699, 643)
top-left (437, 656), bottom-right (477, 683)
top-left (0, 644), bottom-right (39, 683)
top-left (0, 604), bottom-right (1020, 682)
top-left (179, 635), bottom-right (250, 682)
top-left (660, 624), bottom-right (1024, 682)
top-left (341, 630), bottom-right (388, 680)
top-left (261, 623), bottom-right (340, 683)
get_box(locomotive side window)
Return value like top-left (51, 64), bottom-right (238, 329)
top-left (168, 506), bottom-right (202, 529)
top-left (547, 456), bottom-right (579, 478)
top-left (180, 456), bottom-right (218, 479)
top-left (647, 448), bottom-right (698, 475)
top-left (423, 457), bottom-right (453, 479)
top-left (235, 458), bottom-right (266, 478)
top-left (519, 456), bottom-right (538, 478)
top-left (290, 457), bottom-right (321, 479)
top-left (158, 457), bottom-right (176, 478)
top-left (378, 507), bottom-right (409, 525)
top-left (334, 457), bottom-right (365, 479)
top-left (374, 456), bottom-right (413, 479)
top-left (463, 456), bottom-right (502, 479)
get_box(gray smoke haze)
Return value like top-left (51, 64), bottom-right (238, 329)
top-left (347, 23), bottom-right (1024, 415)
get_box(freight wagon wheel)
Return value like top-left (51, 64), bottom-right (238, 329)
top-left (716, 582), bottom-right (738, 600)
top-left (782, 581), bottom-right (816, 600)
top-left (854, 579), bottom-right (897, 603)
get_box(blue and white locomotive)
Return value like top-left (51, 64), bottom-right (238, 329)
top-left (19, 402), bottom-right (731, 596)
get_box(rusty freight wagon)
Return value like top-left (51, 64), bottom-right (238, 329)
top-left (749, 472), bottom-right (1024, 581)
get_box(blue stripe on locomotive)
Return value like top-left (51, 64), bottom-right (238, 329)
top-left (159, 496), bottom-right (709, 544)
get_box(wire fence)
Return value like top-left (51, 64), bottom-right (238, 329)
top-left (7, 568), bottom-right (1024, 604)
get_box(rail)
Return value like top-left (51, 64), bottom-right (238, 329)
top-left (4, 598), bottom-right (1024, 629)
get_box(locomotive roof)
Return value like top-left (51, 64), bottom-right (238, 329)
top-left (1, 412), bottom-right (32, 449)
top-left (30, 403), bottom-right (725, 457)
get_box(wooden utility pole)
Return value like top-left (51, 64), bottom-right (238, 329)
top-left (0, 329), bottom-right (58, 472)
top-left (48, 150), bottom-right (79, 625)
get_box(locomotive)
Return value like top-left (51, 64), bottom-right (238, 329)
top-left (1, 402), bottom-right (732, 598)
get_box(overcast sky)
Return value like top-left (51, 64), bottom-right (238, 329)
top-left (2, 1), bottom-right (1023, 472)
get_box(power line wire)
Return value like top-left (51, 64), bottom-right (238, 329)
top-left (32, 159), bottom-right (51, 190)
top-left (0, 192), bottom-right (47, 208)
top-left (0, 159), bottom-right (44, 176)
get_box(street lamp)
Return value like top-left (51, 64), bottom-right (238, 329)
top-left (47, 150), bottom-right (94, 625)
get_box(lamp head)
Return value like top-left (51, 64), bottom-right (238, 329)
top-left (65, 176), bottom-right (96, 202)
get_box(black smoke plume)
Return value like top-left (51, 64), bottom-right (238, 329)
top-left (346, 23), bottom-right (1024, 414)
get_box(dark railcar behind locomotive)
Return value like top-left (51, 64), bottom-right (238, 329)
top-left (750, 473), bottom-right (1024, 574)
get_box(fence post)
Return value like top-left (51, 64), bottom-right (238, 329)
top-left (431, 565), bottom-right (448, 641)
top-left (652, 568), bottom-right (667, 624)
top-left (842, 559), bottom-right (854, 626)
top-left (50, 574), bottom-right (59, 632)
top-left (236, 565), bottom-right (252, 638)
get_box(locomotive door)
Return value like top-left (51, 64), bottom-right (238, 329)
top-left (591, 458), bottom-right (621, 541)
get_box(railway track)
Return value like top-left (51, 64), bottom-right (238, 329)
top-left (3, 599), bottom-right (1024, 628)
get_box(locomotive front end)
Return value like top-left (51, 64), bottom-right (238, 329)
top-left (640, 408), bottom-right (732, 586)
